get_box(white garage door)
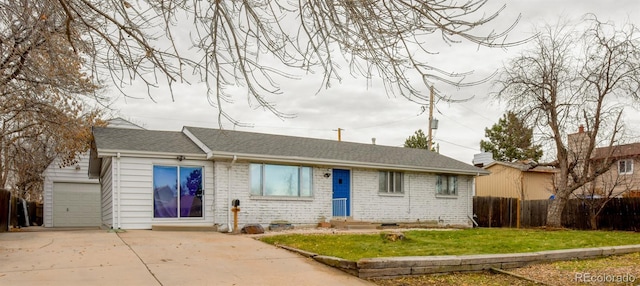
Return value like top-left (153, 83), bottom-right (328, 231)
top-left (53, 182), bottom-right (101, 227)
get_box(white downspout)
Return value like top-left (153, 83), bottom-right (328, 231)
top-left (227, 155), bottom-right (237, 232)
top-left (407, 174), bottom-right (411, 216)
top-left (468, 174), bottom-right (479, 227)
top-left (116, 152), bottom-right (122, 229)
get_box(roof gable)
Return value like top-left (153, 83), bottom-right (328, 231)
top-left (106, 117), bottom-right (146, 130)
top-left (92, 127), bottom-right (205, 155)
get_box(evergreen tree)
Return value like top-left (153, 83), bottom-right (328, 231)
top-left (480, 112), bottom-right (543, 162)
top-left (404, 129), bottom-right (435, 151)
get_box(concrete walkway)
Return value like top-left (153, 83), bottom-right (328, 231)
top-left (0, 229), bottom-right (374, 286)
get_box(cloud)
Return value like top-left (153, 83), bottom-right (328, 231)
top-left (109, 0), bottom-right (640, 163)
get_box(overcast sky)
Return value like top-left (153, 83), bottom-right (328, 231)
top-left (107, 0), bottom-right (640, 164)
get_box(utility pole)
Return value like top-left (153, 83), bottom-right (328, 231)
top-left (428, 85), bottom-right (434, 151)
top-left (334, 128), bottom-right (343, 141)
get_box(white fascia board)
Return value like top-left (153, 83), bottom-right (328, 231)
top-left (182, 127), bottom-right (213, 154)
top-left (97, 149), bottom-right (207, 160)
top-left (210, 151), bottom-right (488, 176)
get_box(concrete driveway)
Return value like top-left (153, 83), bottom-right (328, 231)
top-left (0, 229), bottom-right (374, 286)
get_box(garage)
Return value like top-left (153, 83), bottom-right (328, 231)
top-left (52, 182), bottom-right (101, 227)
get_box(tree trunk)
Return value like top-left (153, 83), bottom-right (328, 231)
top-left (589, 210), bottom-right (598, 230)
top-left (546, 196), bottom-right (567, 228)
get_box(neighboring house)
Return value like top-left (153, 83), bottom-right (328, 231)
top-left (88, 126), bottom-right (488, 230)
top-left (42, 117), bottom-right (144, 227)
top-left (475, 161), bottom-right (556, 200)
top-left (575, 130), bottom-right (640, 198)
top-left (592, 143), bottom-right (640, 198)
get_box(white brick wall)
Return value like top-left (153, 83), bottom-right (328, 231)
top-left (93, 155), bottom-right (473, 230)
top-left (352, 169), bottom-right (473, 226)
top-left (219, 163), bottom-right (473, 229)
top-left (215, 162), bottom-right (333, 230)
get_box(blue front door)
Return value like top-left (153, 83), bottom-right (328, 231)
top-left (332, 169), bottom-right (351, 216)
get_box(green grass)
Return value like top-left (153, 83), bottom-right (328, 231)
top-left (259, 228), bottom-right (640, 261)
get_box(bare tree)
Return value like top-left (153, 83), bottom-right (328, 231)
top-left (1, 1), bottom-right (522, 197)
top-left (0, 6), bottom-right (104, 196)
top-left (2, 0), bottom-right (524, 124)
top-left (0, 91), bottom-right (104, 199)
top-left (495, 15), bottom-right (640, 228)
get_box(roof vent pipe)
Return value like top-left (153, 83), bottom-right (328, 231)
top-left (372, 138), bottom-right (376, 145)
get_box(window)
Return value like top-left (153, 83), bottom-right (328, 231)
top-left (436, 175), bottom-right (457, 196)
top-left (379, 171), bottom-right (404, 194)
top-left (153, 166), bottom-right (203, 218)
top-left (619, 159), bottom-right (634, 175)
top-left (250, 164), bottom-right (313, 197)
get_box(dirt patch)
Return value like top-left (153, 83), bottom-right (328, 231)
top-left (509, 253), bottom-right (640, 285)
top-left (369, 253), bottom-right (640, 286)
top-left (369, 272), bottom-right (537, 286)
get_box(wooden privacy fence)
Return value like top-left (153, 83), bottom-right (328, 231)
top-left (473, 197), bottom-right (640, 230)
top-left (0, 190), bottom-right (43, 231)
top-left (0, 189), bottom-right (9, 232)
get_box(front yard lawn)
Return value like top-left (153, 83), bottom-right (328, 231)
top-left (259, 228), bottom-right (640, 261)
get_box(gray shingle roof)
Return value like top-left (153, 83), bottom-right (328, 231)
top-left (593, 142), bottom-right (640, 159)
top-left (92, 126), bottom-right (486, 175)
top-left (92, 127), bottom-right (205, 155)
top-left (485, 161), bottom-right (557, 173)
top-left (184, 127), bottom-right (486, 175)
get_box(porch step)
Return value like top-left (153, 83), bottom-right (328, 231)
top-left (398, 221), bottom-right (439, 228)
top-left (152, 225), bottom-right (218, 232)
top-left (330, 219), bottom-right (380, 230)
top-left (346, 224), bottom-right (379, 230)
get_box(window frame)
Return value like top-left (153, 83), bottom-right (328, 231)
top-left (152, 165), bottom-right (204, 219)
top-left (619, 159), bottom-right (634, 175)
top-left (379, 171), bottom-right (404, 194)
top-left (436, 174), bottom-right (458, 196)
top-left (250, 163), bottom-right (314, 197)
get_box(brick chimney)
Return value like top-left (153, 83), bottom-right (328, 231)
top-left (568, 124), bottom-right (589, 163)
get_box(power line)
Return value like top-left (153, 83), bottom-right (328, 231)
top-left (436, 137), bottom-right (480, 152)
top-left (457, 100), bottom-right (502, 123)
top-left (352, 114), bottom-right (421, 130)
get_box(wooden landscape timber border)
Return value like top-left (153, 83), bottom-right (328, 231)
top-left (275, 244), bottom-right (640, 279)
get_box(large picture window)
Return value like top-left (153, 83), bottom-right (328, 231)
top-left (153, 165), bottom-right (203, 218)
top-left (379, 171), bottom-right (404, 194)
top-left (436, 175), bottom-right (457, 196)
top-left (250, 164), bottom-right (313, 197)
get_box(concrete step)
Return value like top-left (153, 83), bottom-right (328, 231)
top-left (330, 219), bottom-right (372, 225)
top-left (152, 225), bottom-right (218, 232)
top-left (330, 219), bottom-right (381, 230)
top-left (346, 224), bottom-right (379, 230)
